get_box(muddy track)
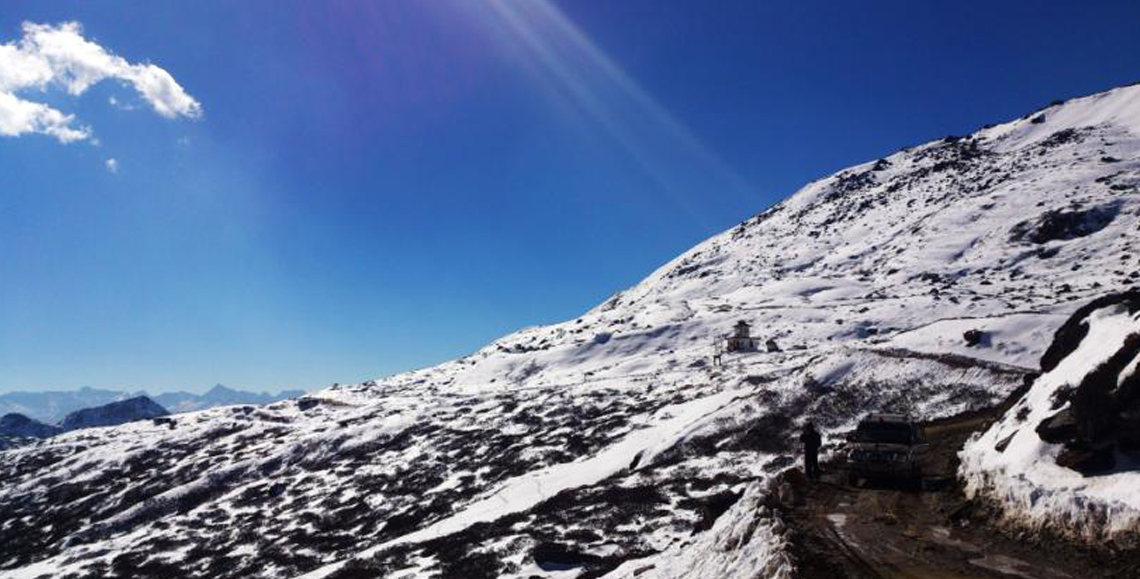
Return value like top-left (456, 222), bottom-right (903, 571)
top-left (776, 399), bottom-right (1137, 579)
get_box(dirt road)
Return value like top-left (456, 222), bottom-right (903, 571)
top-left (776, 408), bottom-right (1137, 579)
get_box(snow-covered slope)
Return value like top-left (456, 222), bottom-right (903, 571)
top-left (598, 482), bottom-right (793, 579)
top-left (2, 84), bottom-right (1139, 579)
top-left (960, 291), bottom-right (1140, 547)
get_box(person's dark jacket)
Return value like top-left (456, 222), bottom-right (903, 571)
top-left (800, 425), bottom-right (822, 451)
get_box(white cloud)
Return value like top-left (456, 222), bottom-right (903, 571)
top-left (0, 21), bottom-right (201, 143)
top-left (0, 90), bottom-right (89, 142)
top-left (105, 157), bottom-right (118, 173)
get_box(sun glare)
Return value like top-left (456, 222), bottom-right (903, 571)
top-left (473, 0), bottom-right (757, 227)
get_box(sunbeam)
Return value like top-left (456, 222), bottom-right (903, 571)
top-left (472, 0), bottom-right (759, 229)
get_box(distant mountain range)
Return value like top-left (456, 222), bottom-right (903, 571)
top-left (1, 396), bottom-right (171, 448)
top-left (0, 385), bottom-right (305, 422)
top-left (152, 384), bottom-right (306, 414)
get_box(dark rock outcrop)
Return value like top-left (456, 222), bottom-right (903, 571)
top-left (1009, 202), bottom-right (1120, 245)
top-left (1039, 290), bottom-right (1140, 373)
top-left (963, 329), bottom-right (986, 347)
top-left (1036, 408), bottom-right (1078, 444)
top-left (1035, 292), bottom-right (1140, 474)
top-left (1056, 444), bottom-right (1117, 474)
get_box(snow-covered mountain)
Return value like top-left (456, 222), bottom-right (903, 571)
top-left (1, 83), bottom-right (1138, 579)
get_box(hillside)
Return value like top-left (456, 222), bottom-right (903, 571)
top-left (1, 84), bottom-right (1138, 579)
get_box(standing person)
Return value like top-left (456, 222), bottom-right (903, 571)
top-left (801, 422), bottom-right (822, 482)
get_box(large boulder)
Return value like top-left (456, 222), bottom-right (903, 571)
top-left (1035, 408), bottom-right (1077, 444)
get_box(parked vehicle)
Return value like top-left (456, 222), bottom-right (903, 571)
top-left (847, 414), bottom-right (928, 485)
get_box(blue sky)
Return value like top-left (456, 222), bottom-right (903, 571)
top-left (1, 1), bottom-right (1138, 394)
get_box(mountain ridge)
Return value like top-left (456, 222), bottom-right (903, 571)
top-left (0, 385), bottom-right (306, 422)
top-left (57, 396), bottom-right (169, 432)
top-left (0, 396), bottom-right (169, 449)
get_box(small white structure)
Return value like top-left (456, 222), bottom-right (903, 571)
top-left (726, 320), bottom-right (758, 352)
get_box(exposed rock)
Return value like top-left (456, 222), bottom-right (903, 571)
top-left (1039, 290), bottom-right (1140, 372)
top-left (1033, 293), bottom-right (1140, 475)
top-left (1035, 407), bottom-right (1077, 444)
top-left (1009, 202), bottom-right (1121, 245)
top-left (962, 290), bottom-right (1140, 547)
top-left (1056, 445), bottom-right (1116, 474)
top-left (963, 329), bottom-right (985, 347)
top-left (994, 432), bottom-right (1015, 453)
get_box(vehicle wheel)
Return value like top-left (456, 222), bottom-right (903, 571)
top-left (911, 467), bottom-right (923, 491)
